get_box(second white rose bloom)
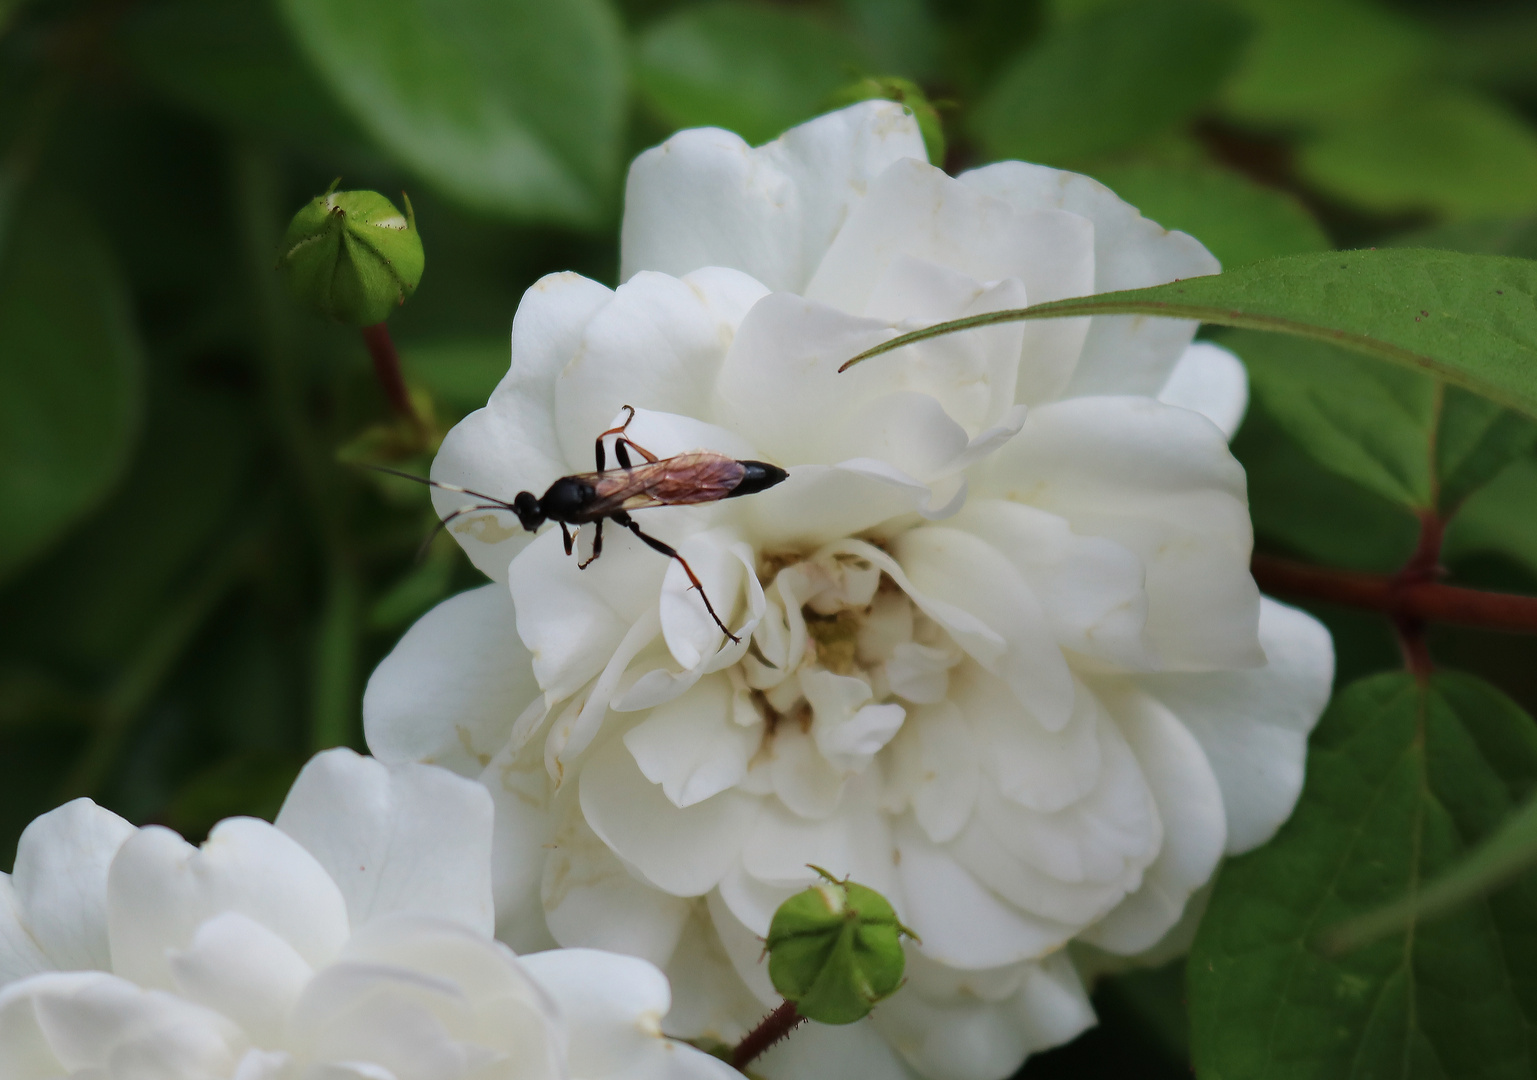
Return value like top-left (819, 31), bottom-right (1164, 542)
top-left (366, 102), bottom-right (1334, 1080)
top-left (0, 749), bottom-right (736, 1080)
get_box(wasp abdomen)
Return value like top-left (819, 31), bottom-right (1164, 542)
top-left (728, 461), bottom-right (789, 498)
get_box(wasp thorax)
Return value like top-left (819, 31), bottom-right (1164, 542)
top-left (278, 186), bottom-right (424, 326)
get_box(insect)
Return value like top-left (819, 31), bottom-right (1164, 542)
top-left (379, 407), bottom-right (788, 643)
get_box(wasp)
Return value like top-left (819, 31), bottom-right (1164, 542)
top-left (379, 407), bottom-right (788, 643)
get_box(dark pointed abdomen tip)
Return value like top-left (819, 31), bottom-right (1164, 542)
top-left (730, 460), bottom-right (790, 497)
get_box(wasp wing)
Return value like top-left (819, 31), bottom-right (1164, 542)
top-left (576, 452), bottom-right (747, 517)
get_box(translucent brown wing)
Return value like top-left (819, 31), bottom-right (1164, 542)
top-left (577, 452), bottom-right (747, 517)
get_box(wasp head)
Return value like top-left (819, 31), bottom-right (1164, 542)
top-left (513, 491), bottom-right (545, 532)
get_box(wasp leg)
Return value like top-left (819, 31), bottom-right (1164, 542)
top-left (614, 436), bottom-right (658, 464)
top-left (578, 519), bottom-right (604, 569)
top-left (560, 522), bottom-right (574, 556)
top-left (619, 515), bottom-right (740, 644)
top-left (594, 405), bottom-right (638, 470)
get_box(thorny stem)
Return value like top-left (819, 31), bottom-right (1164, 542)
top-left (1251, 553), bottom-right (1537, 634)
top-left (730, 1001), bottom-right (805, 1072)
top-left (360, 321), bottom-right (425, 433)
top-left (1391, 512), bottom-right (1445, 680)
top-left (1252, 512), bottom-right (1537, 677)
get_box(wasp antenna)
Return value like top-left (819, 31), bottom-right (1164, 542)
top-left (416, 502), bottom-right (517, 562)
top-left (356, 464), bottom-right (513, 508)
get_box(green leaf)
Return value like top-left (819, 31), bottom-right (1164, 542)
top-left (1188, 672), bottom-right (1537, 1080)
top-left (0, 194), bottom-right (143, 584)
top-left (1327, 789), bottom-right (1537, 953)
top-left (1436, 387), bottom-right (1537, 511)
top-left (635, 2), bottom-right (868, 147)
top-left (1298, 90), bottom-right (1537, 219)
top-left (1235, 330), bottom-right (1537, 513)
top-left (1088, 161), bottom-right (1328, 269)
top-left (1445, 457), bottom-right (1537, 581)
top-left (117, 0), bottom-right (370, 152)
top-left (834, 0), bottom-right (937, 78)
top-left (841, 249), bottom-right (1537, 420)
top-left (1232, 398), bottom-right (1419, 573)
top-left (1239, 330), bottom-right (1437, 508)
top-left (1219, 0), bottom-right (1432, 125)
top-left (1432, 6), bottom-right (1537, 100)
top-left (279, 0), bottom-right (626, 226)
top-left (972, 0), bottom-right (1251, 165)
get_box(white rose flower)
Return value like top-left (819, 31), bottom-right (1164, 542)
top-left (0, 748), bottom-right (737, 1080)
top-left (364, 102), bottom-right (1335, 1080)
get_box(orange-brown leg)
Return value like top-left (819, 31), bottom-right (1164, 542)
top-left (619, 516), bottom-right (738, 643)
top-left (577, 520), bottom-right (604, 569)
top-left (595, 405), bottom-right (660, 470)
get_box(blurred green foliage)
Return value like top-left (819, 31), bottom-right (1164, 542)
top-left (1, 0), bottom-right (1536, 1076)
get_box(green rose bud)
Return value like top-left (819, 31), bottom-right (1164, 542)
top-left (765, 867), bottom-right (915, 1025)
top-left (278, 185), bottom-right (424, 326)
top-left (826, 76), bottom-right (947, 164)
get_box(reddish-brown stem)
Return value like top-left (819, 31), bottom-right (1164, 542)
top-left (731, 1001), bottom-right (805, 1072)
top-left (1251, 557), bottom-right (1537, 636)
top-left (1390, 512), bottom-right (1445, 679)
top-left (360, 322), bottom-right (422, 430)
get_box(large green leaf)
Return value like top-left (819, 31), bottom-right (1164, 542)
top-left (1299, 90), bottom-right (1537, 219)
top-left (279, 0), bottom-right (626, 226)
top-left (0, 195), bottom-right (143, 583)
top-left (1233, 330), bottom-right (1536, 513)
top-left (1240, 330), bottom-right (1436, 508)
top-left (634, 2), bottom-right (868, 148)
top-left (1232, 399), bottom-right (1418, 574)
top-left (118, 0), bottom-right (369, 152)
top-left (1188, 672), bottom-right (1537, 1079)
top-left (1218, 0), bottom-right (1432, 125)
top-left (972, 0), bottom-right (1251, 165)
top-left (841, 249), bottom-right (1537, 419)
top-left (1089, 161), bottom-right (1328, 269)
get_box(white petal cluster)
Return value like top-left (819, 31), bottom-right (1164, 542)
top-left (0, 749), bottom-right (736, 1080)
top-left (365, 102), bottom-right (1335, 1080)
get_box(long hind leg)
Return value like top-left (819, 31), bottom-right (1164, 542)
top-left (619, 515), bottom-right (739, 643)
